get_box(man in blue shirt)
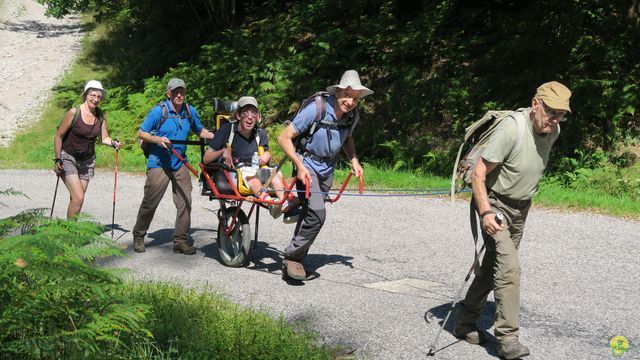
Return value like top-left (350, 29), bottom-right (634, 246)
top-left (277, 70), bottom-right (373, 280)
top-left (132, 78), bottom-right (214, 254)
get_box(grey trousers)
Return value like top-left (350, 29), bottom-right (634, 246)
top-left (284, 169), bottom-right (333, 262)
top-left (456, 191), bottom-right (531, 341)
top-left (132, 165), bottom-right (192, 244)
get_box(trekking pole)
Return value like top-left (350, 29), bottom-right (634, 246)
top-left (427, 212), bottom-right (503, 356)
top-left (427, 244), bottom-right (485, 356)
top-left (111, 146), bottom-right (119, 240)
top-left (50, 175), bottom-right (61, 218)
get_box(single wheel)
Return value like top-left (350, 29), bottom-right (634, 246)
top-left (217, 207), bottom-right (251, 267)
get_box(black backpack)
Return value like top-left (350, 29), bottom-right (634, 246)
top-left (139, 101), bottom-right (192, 158)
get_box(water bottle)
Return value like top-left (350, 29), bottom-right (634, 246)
top-left (251, 152), bottom-right (259, 169)
top-left (496, 212), bottom-right (505, 225)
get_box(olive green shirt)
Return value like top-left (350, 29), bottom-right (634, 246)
top-left (483, 108), bottom-right (560, 200)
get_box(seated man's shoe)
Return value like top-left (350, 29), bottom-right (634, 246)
top-left (133, 237), bottom-right (145, 253)
top-left (284, 259), bottom-right (307, 280)
top-left (453, 323), bottom-right (488, 345)
top-left (173, 242), bottom-right (196, 255)
top-left (269, 203), bottom-right (283, 219)
top-left (498, 338), bottom-right (530, 359)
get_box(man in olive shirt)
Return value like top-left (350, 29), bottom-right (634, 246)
top-left (454, 81), bottom-right (572, 359)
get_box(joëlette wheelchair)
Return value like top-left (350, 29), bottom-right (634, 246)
top-left (174, 98), bottom-right (363, 268)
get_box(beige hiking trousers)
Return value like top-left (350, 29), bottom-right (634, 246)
top-left (456, 191), bottom-right (531, 341)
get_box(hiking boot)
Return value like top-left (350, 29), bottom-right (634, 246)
top-left (285, 259), bottom-right (307, 280)
top-left (133, 237), bottom-right (145, 253)
top-left (453, 323), bottom-right (488, 345)
top-left (173, 242), bottom-right (196, 255)
top-left (269, 203), bottom-right (283, 219)
top-left (498, 338), bottom-right (530, 359)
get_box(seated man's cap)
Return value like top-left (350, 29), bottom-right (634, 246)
top-left (237, 96), bottom-right (259, 109)
top-left (167, 78), bottom-right (186, 91)
top-left (536, 81), bottom-right (571, 113)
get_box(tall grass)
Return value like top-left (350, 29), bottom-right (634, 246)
top-left (125, 283), bottom-right (334, 359)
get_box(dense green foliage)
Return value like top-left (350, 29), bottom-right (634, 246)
top-left (0, 206), bottom-right (337, 359)
top-left (39, 0), bottom-right (640, 176)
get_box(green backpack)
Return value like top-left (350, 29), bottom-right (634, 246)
top-left (450, 108), bottom-right (527, 201)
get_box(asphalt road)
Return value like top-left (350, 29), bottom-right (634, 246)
top-left (1, 168), bottom-right (638, 359)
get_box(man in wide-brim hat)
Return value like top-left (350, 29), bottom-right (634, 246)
top-left (277, 70), bottom-right (373, 281)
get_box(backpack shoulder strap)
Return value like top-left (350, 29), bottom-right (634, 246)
top-left (70, 105), bottom-right (82, 128)
top-left (155, 101), bottom-right (169, 131)
top-left (227, 122), bottom-right (235, 149)
top-left (255, 128), bottom-right (261, 148)
top-left (185, 102), bottom-right (192, 119)
top-left (307, 92), bottom-right (329, 136)
top-left (509, 108), bottom-right (528, 157)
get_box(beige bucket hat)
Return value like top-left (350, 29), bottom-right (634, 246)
top-left (326, 70), bottom-right (373, 98)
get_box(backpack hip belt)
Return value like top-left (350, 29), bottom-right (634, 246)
top-left (304, 152), bottom-right (335, 163)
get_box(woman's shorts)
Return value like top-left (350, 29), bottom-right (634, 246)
top-left (61, 150), bottom-right (96, 180)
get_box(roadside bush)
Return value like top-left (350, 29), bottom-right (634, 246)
top-left (0, 213), bottom-right (151, 359)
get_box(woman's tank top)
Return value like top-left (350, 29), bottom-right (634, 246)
top-left (62, 106), bottom-right (103, 158)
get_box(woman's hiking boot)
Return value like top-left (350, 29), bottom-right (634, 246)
top-left (133, 237), bottom-right (145, 253)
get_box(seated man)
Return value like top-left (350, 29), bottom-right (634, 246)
top-left (203, 96), bottom-right (290, 218)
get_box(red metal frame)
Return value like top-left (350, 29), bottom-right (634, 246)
top-left (170, 147), bottom-right (364, 235)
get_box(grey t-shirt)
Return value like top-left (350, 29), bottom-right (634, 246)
top-left (483, 108), bottom-right (559, 200)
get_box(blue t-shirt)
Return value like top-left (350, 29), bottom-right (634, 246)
top-left (207, 122), bottom-right (269, 166)
top-left (140, 100), bottom-right (203, 170)
top-left (292, 96), bottom-right (356, 178)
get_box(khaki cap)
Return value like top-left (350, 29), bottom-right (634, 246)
top-left (237, 96), bottom-right (259, 109)
top-left (536, 81), bottom-right (572, 113)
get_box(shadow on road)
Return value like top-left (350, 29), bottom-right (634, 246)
top-left (425, 301), bottom-right (500, 358)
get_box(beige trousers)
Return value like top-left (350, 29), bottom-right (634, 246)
top-left (456, 191), bottom-right (531, 341)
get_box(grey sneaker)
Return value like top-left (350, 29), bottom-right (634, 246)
top-left (269, 203), bottom-right (283, 219)
top-left (133, 237), bottom-right (145, 253)
top-left (453, 323), bottom-right (488, 345)
top-left (498, 338), bottom-right (530, 359)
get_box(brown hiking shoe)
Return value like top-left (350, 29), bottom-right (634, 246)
top-left (285, 259), bottom-right (307, 280)
top-left (498, 338), bottom-right (530, 359)
top-left (133, 237), bottom-right (145, 253)
top-left (173, 242), bottom-right (196, 255)
top-left (453, 323), bottom-right (488, 345)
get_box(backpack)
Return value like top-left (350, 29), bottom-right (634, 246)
top-left (450, 108), bottom-right (527, 201)
top-left (288, 91), bottom-right (360, 155)
top-left (139, 101), bottom-right (192, 158)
